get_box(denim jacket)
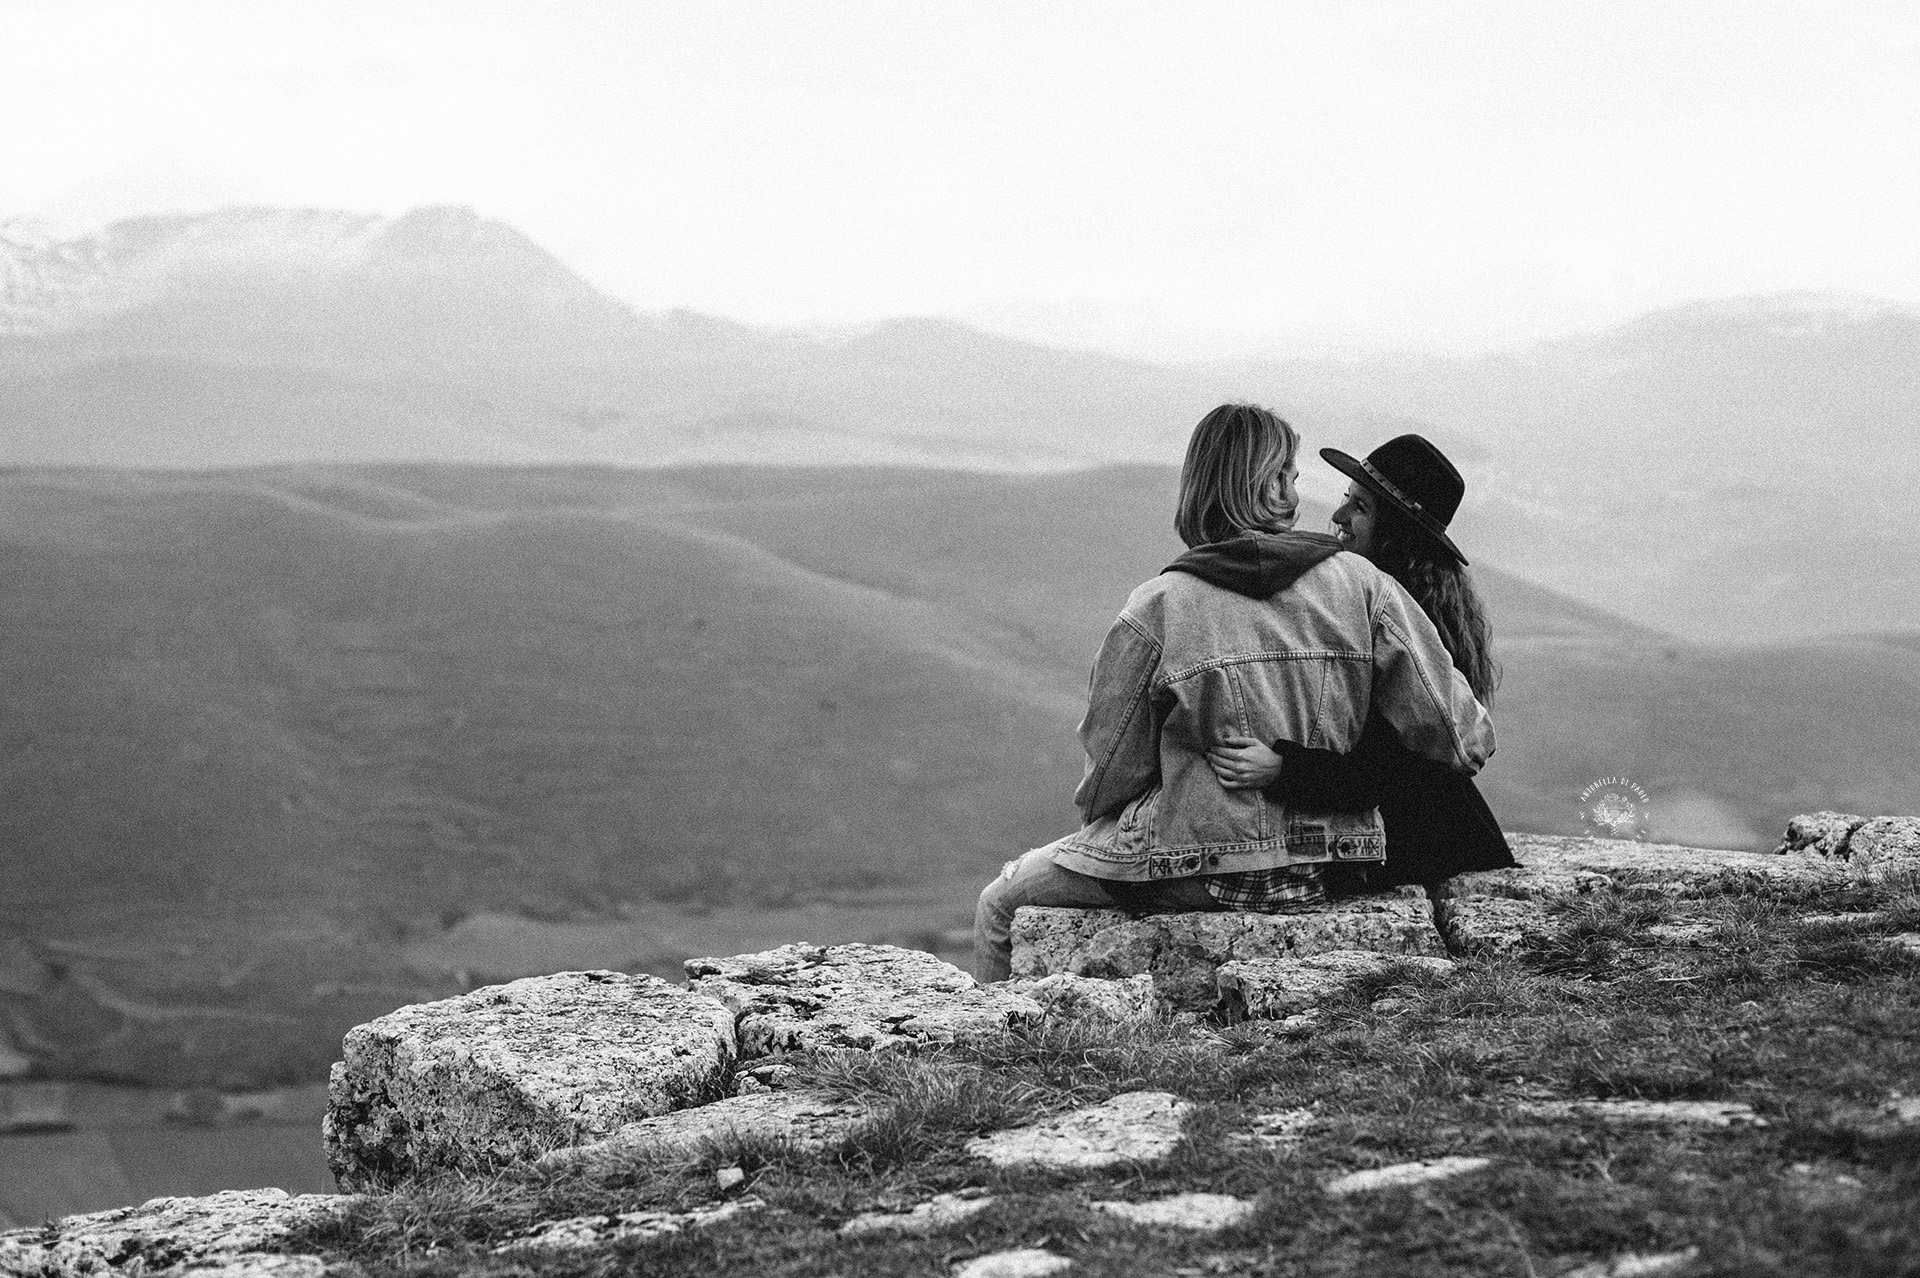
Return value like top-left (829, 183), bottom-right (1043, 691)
top-left (1048, 531), bottom-right (1494, 882)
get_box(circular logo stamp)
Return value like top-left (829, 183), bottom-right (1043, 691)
top-left (1577, 776), bottom-right (1651, 841)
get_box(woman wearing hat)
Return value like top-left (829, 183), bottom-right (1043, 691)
top-left (1206, 434), bottom-right (1515, 887)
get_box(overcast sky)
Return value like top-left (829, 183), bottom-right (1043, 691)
top-left (4, 0), bottom-right (1917, 358)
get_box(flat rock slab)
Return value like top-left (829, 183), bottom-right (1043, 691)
top-left (493, 1197), bottom-right (762, 1254)
top-left (1437, 895), bottom-right (1561, 955)
top-left (1512, 1099), bottom-right (1766, 1128)
top-left (840, 1190), bottom-right (997, 1237)
top-left (967, 1090), bottom-right (1193, 1170)
top-left (1090, 1193), bottom-right (1256, 1231)
top-left (540, 1089), bottom-right (871, 1168)
top-left (1482, 835), bottom-right (1852, 897)
top-left (325, 970), bottom-right (734, 1189)
top-left (1562, 1248), bottom-right (1701, 1278)
top-left (0, 1188), bottom-right (350, 1277)
top-left (954, 1248), bottom-right (1074, 1278)
top-left (686, 943), bottom-right (1042, 1058)
top-left (1012, 892), bottom-right (1443, 1011)
top-left (1010, 973), bottom-right (1156, 1023)
top-left (166, 1257), bottom-right (329, 1278)
top-left (1324, 1156), bottom-right (1493, 1196)
top-left (1217, 950), bottom-right (1454, 1021)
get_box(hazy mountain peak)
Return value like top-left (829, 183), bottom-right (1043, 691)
top-left (0, 205), bottom-right (652, 367)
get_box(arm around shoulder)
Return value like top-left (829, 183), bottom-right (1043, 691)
top-left (1368, 580), bottom-right (1495, 773)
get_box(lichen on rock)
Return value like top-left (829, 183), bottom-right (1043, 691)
top-left (685, 942), bottom-right (1042, 1058)
top-left (1845, 817), bottom-right (1920, 883)
top-left (1216, 950), bottom-right (1454, 1021)
top-left (0, 1188), bottom-right (349, 1278)
top-left (537, 1089), bottom-right (872, 1168)
top-left (324, 970), bottom-right (735, 1190)
top-left (1011, 891), bottom-right (1443, 1010)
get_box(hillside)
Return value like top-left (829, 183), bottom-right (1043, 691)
top-left (2, 463), bottom-right (1918, 1097)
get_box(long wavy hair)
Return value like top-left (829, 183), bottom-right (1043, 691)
top-left (1369, 504), bottom-right (1500, 706)
top-left (1174, 404), bottom-right (1301, 548)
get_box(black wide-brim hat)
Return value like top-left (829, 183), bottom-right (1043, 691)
top-left (1319, 434), bottom-right (1469, 566)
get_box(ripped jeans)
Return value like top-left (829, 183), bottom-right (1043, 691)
top-left (972, 849), bottom-right (1222, 983)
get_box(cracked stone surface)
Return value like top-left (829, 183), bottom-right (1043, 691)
top-left (1011, 973), bottom-right (1156, 1023)
top-left (324, 970), bottom-right (735, 1189)
top-left (492, 1197), bottom-right (762, 1254)
top-left (1437, 895), bottom-right (1561, 954)
top-left (538, 1090), bottom-right (871, 1168)
top-left (1323, 1156), bottom-right (1493, 1196)
top-left (685, 943), bottom-right (1042, 1058)
top-left (1012, 891), bottom-right (1443, 1011)
top-left (953, 1248), bottom-right (1073, 1278)
top-left (0, 1188), bottom-right (351, 1277)
top-left (839, 1190), bottom-right (996, 1237)
top-left (1090, 1193), bottom-right (1256, 1231)
top-left (1511, 1099), bottom-right (1766, 1128)
top-left (1216, 950), bottom-right (1454, 1021)
top-left (966, 1091), bottom-right (1193, 1170)
top-left (1847, 817), bottom-right (1920, 883)
top-left (1515, 834), bottom-right (1853, 893)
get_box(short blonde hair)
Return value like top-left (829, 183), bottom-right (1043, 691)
top-left (1174, 403), bottom-right (1300, 548)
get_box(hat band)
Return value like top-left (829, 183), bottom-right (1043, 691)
top-left (1359, 459), bottom-right (1425, 516)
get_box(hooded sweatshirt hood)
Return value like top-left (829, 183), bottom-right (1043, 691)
top-left (1165, 529), bottom-right (1345, 598)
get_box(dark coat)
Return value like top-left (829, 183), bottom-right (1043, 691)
top-left (1269, 711), bottom-right (1514, 886)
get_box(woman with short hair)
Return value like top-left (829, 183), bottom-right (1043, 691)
top-left (973, 405), bottom-right (1495, 983)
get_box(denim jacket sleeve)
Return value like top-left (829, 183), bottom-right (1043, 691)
top-left (1071, 608), bottom-right (1164, 823)
top-left (1369, 578), bottom-right (1495, 772)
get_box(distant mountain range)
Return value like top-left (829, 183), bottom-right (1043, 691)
top-left (4, 206), bottom-right (1916, 640)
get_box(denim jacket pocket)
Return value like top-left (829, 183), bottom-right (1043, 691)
top-left (1117, 786), bottom-right (1160, 849)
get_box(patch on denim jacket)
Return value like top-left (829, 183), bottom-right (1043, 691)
top-left (1285, 813), bottom-right (1386, 862)
top-left (1146, 851), bottom-right (1210, 879)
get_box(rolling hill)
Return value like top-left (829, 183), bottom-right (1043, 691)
top-left (2, 463), bottom-right (1917, 1091)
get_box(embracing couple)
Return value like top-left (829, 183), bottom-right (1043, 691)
top-left (975, 403), bottom-right (1513, 983)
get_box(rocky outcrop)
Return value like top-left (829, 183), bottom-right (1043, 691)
top-left (1843, 817), bottom-right (1920, 882)
top-left (1216, 951), bottom-right (1454, 1021)
top-left (685, 943), bottom-right (1042, 1057)
top-left (324, 970), bottom-right (735, 1190)
top-left (1777, 811), bottom-right (1869, 858)
top-left (1011, 889), bottom-right (1444, 1011)
top-left (0, 1188), bottom-right (348, 1278)
top-left (1010, 972), bottom-right (1156, 1023)
top-left (1435, 832), bottom-right (1859, 954)
top-left (1774, 812), bottom-right (1920, 883)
